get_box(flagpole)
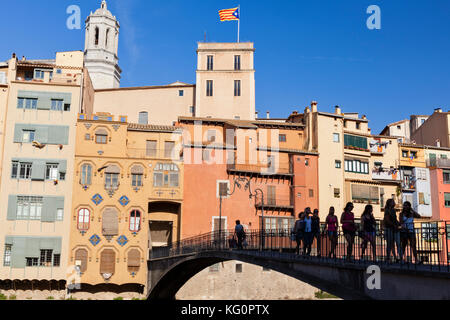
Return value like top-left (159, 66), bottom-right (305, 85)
top-left (238, 5), bottom-right (240, 43)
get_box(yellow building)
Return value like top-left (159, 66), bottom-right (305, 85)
top-left (67, 113), bottom-right (183, 297)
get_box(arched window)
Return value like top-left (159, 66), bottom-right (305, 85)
top-left (105, 28), bottom-right (110, 48)
top-left (154, 163), bottom-right (179, 187)
top-left (102, 208), bottom-right (118, 237)
top-left (138, 112), bottom-right (148, 125)
top-left (81, 164), bottom-right (92, 186)
top-left (75, 248), bottom-right (88, 273)
top-left (95, 128), bottom-right (108, 144)
top-left (100, 249), bottom-right (115, 277)
top-left (105, 165), bottom-right (120, 190)
top-left (78, 208), bottom-right (90, 231)
top-left (127, 249), bottom-right (141, 273)
top-left (129, 210), bottom-right (141, 232)
top-left (131, 165), bottom-right (144, 187)
top-left (94, 27), bottom-right (99, 46)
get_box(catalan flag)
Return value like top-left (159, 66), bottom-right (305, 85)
top-left (219, 7), bottom-right (240, 21)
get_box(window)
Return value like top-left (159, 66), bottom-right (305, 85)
top-left (81, 164), bottom-right (92, 186)
top-left (53, 254), bottom-right (61, 267)
top-left (34, 70), bottom-right (45, 79)
top-left (351, 185), bottom-right (379, 203)
top-left (130, 210), bottom-right (141, 232)
top-left (100, 249), bottom-right (116, 275)
top-left (77, 208), bottom-right (90, 231)
top-left (46, 164), bottom-right (59, 180)
top-left (309, 189), bottom-right (314, 198)
top-left (75, 249), bottom-right (88, 273)
top-left (345, 159), bottom-right (369, 174)
top-left (333, 133), bottom-right (340, 143)
top-left (279, 134), bottom-right (287, 143)
top-left (262, 217), bottom-right (294, 234)
top-left (234, 55), bottom-right (241, 70)
top-left (105, 173), bottom-right (119, 189)
top-left (356, 122), bottom-right (361, 130)
top-left (146, 140), bottom-right (157, 157)
top-left (127, 249), bottom-right (141, 273)
top-left (441, 154), bottom-right (448, 159)
top-left (164, 141), bottom-right (175, 158)
top-left (56, 208), bottom-right (64, 221)
top-left (334, 188), bottom-right (340, 198)
top-left (443, 171), bottom-right (450, 184)
top-left (206, 80), bottom-right (213, 97)
top-left (96, 133), bottom-right (107, 144)
top-left (402, 150), bottom-right (409, 158)
top-left (207, 130), bottom-right (216, 142)
top-left (179, 90), bottom-right (184, 97)
top-left (202, 149), bottom-right (210, 161)
top-left (138, 112), bottom-right (148, 125)
top-left (343, 120), bottom-right (347, 128)
top-left (102, 208), bottom-right (119, 237)
top-left (154, 163), bottom-right (179, 187)
top-left (17, 98), bottom-right (37, 109)
top-left (51, 99), bottom-right (63, 111)
top-left (26, 258), bottom-right (39, 267)
top-left (218, 182), bottom-right (229, 198)
top-left (3, 245), bottom-right (11, 267)
top-left (445, 193), bottom-right (450, 208)
top-left (335, 160), bottom-right (342, 169)
top-left (85, 133), bottom-right (91, 141)
top-left (105, 28), bottom-right (110, 47)
top-left (132, 173), bottom-right (143, 187)
top-left (22, 130), bottom-right (35, 143)
top-left (422, 223), bottom-right (438, 241)
top-left (11, 161), bottom-right (32, 180)
top-left (235, 264), bottom-right (243, 273)
top-left (40, 249), bottom-right (53, 267)
top-left (234, 80), bottom-right (241, 96)
top-left (17, 196), bottom-right (43, 220)
top-left (190, 106), bottom-right (195, 115)
top-left (95, 27), bottom-right (99, 45)
top-left (410, 151), bottom-right (418, 159)
top-left (207, 55), bottom-right (214, 70)
top-left (267, 186), bottom-right (276, 205)
top-left (344, 134), bottom-right (368, 150)
top-left (64, 103), bottom-right (70, 111)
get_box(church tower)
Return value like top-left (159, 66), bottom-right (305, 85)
top-left (84, 0), bottom-right (121, 89)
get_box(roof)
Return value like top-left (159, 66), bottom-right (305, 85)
top-left (95, 83), bottom-right (195, 92)
top-left (127, 123), bottom-right (182, 133)
top-left (178, 117), bottom-right (305, 129)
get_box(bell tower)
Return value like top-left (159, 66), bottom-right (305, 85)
top-left (84, 0), bottom-right (121, 89)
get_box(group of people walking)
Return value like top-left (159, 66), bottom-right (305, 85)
top-left (292, 200), bottom-right (423, 263)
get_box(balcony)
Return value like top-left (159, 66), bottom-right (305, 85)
top-left (255, 197), bottom-right (294, 210)
top-left (227, 163), bottom-right (292, 176)
top-left (402, 178), bottom-right (416, 191)
top-left (372, 168), bottom-right (401, 181)
top-left (427, 158), bottom-right (450, 169)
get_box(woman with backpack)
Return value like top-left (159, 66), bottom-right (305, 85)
top-left (361, 205), bottom-right (377, 261)
top-left (341, 202), bottom-right (356, 261)
top-left (324, 207), bottom-right (339, 258)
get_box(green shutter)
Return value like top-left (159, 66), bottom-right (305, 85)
top-left (7, 195), bottom-right (18, 221)
top-left (35, 127), bottom-right (49, 144)
top-left (10, 237), bottom-right (26, 268)
top-left (25, 238), bottom-right (40, 257)
top-left (59, 160), bottom-right (67, 173)
top-left (47, 126), bottom-right (69, 145)
top-left (13, 125), bottom-right (24, 143)
top-left (445, 193), bottom-right (450, 202)
top-left (41, 197), bottom-right (64, 222)
top-left (31, 160), bottom-right (46, 181)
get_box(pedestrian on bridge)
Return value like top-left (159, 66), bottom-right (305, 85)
top-left (294, 212), bottom-right (305, 255)
top-left (400, 201), bottom-right (422, 264)
top-left (303, 208), bottom-right (313, 256)
top-left (324, 207), bottom-right (338, 258)
top-left (361, 205), bottom-right (377, 262)
top-left (341, 202), bottom-right (356, 261)
top-left (383, 199), bottom-right (403, 263)
top-left (312, 209), bottom-right (321, 258)
top-left (234, 220), bottom-right (246, 250)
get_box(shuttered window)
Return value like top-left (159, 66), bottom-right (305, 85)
top-left (164, 141), bottom-right (175, 158)
top-left (146, 140), bottom-right (157, 157)
top-left (351, 185), bottom-right (379, 202)
top-left (267, 186), bottom-right (276, 205)
top-left (102, 208), bottom-right (118, 236)
top-left (74, 249), bottom-right (88, 273)
top-left (344, 134), bottom-right (368, 150)
top-left (100, 249), bottom-right (115, 275)
top-left (81, 164), bottom-right (92, 185)
top-left (150, 221), bottom-right (172, 247)
top-left (445, 193), bottom-right (450, 208)
top-left (127, 249), bottom-right (141, 273)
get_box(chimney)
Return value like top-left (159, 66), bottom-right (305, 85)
top-left (435, 108), bottom-right (442, 113)
top-left (335, 105), bottom-right (341, 115)
top-left (266, 111), bottom-right (270, 119)
top-left (304, 106), bottom-right (310, 114)
top-left (12, 53), bottom-right (16, 59)
top-left (436, 139), bottom-right (441, 147)
top-left (362, 115), bottom-right (367, 120)
top-left (311, 101), bottom-right (318, 113)
top-left (255, 111), bottom-right (259, 119)
top-left (21, 56), bottom-right (26, 61)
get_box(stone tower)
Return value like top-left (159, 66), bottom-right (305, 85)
top-left (84, 0), bottom-right (121, 89)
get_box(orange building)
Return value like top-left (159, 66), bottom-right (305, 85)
top-left (179, 117), bottom-right (319, 238)
top-left (430, 160), bottom-right (450, 221)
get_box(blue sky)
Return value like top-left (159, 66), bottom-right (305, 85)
top-left (1, 0), bottom-right (449, 133)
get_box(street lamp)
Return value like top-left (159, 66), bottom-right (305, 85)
top-left (218, 178), bottom-right (243, 249)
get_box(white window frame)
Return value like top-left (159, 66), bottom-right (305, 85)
top-left (216, 180), bottom-right (230, 199)
top-left (333, 133), bottom-right (340, 143)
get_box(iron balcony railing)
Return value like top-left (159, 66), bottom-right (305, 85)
top-left (150, 222), bottom-right (450, 272)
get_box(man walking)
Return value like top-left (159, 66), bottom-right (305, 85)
top-left (234, 220), bottom-right (246, 250)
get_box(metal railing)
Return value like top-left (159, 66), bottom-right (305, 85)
top-left (150, 222), bottom-right (450, 272)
